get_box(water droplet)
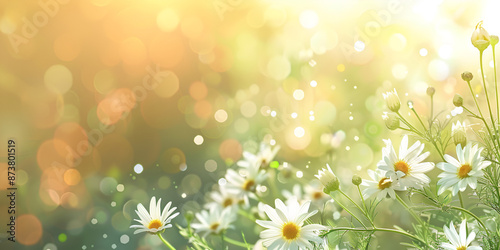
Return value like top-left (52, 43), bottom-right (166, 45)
top-left (91, 218), bottom-right (98, 224)
top-left (103, 234), bottom-right (108, 239)
top-left (111, 201), bottom-right (116, 207)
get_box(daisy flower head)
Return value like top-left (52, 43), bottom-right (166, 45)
top-left (304, 181), bottom-right (332, 208)
top-left (237, 142), bottom-right (280, 170)
top-left (191, 205), bottom-right (237, 238)
top-left (204, 185), bottom-right (245, 210)
top-left (256, 197), bottom-right (327, 250)
top-left (377, 135), bottom-right (435, 190)
top-left (361, 169), bottom-right (401, 200)
top-left (225, 164), bottom-right (268, 202)
top-left (130, 197), bottom-right (179, 234)
top-left (441, 220), bottom-right (482, 250)
top-left (315, 164), bottom-right (340, 193)
top-left (437, 143), bottom-right (491, 196)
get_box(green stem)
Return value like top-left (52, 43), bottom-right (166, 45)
top-left (410, 107), bottom-right (427, 130)
top-left (450, 206), bottom-right (490, 237)
top-left (221, 232), bottom-right (226, 249)
top-left (396, 112), bottom-right (424, 137)
top-left (158, 233), bottom-right (176, 250)
top-left (331, 193), bottom-right (367, 228)
top-left (321, 227), bottom-right (427, 245)
top-left (458, 192), bottom-right (465, 208)
top-left (396, 194), bottom-right (424, 225)
top-left (340, 189), bottom-right (369, 221)
top-left (466, 79), bottom-right (498, 152)
top-left (430, 95), bottom-right (434, 127)
top-left (480, 50), bottom-right (499, 143)
top-left (224, 237), bottom-right (253, 248)
top-left (493, 46), bottom-right (499, 123)
top-left (356, 185), bottom-right (374, 226)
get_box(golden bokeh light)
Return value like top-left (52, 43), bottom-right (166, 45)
top-left (17, 214), bottom-right (43, 245)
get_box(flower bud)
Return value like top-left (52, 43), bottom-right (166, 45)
top-left (461, 71), bottom-right (473, 82)
top-left (426, 87), bottom-right (435, 97)
top-left (383, 89), bottom-right (401, 112)
top-left (453, 94), bottom-right (463, 107)
top-left (452, 121), bottom-right (467, 147)
top-left (382, 112), bottom-right (400, 130)
top-left (471, 21), bottom-right (490, 51)
top-left (352, 175), bottom-right (362, 186)
top-left (185, 211), bottom-right (194, 223)
top-left (314, 164), bottom-right (340, 194)
top-left (491, 35), bottom-right (499, 46)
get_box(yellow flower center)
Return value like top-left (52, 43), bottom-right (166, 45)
top-left (394, 160), bottom-right (410, 175)
top-left (148, 219), bottom-right (162, 229)
top-left (458, 164), bottom-right (472, 179)
top-left (260, 159), bottom-right (268, 169)
top-left (281, 222), bottom-right (300, 240)
top-left (242, 179), bottom-right (255, 191)
top-left (456, 246), bottom-right (466, 250)
top-left (313, 191), bottom-right (323, 200)
top-left (378, 177), bottom-right (392, 190)
top-left (223, 198), bottom-right (233, 207)
top-left (210, 222), bottom-right (220, 231)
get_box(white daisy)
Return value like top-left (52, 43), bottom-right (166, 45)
top-left (303, 181), bottom-right (332, 208)
top-left (377, 135), bottom-right (435, 190)
top-left (225, 164), bottom-right (268, 202)
top-left (130, 197), bottom-right (179, 234)
top-left (237, 142), bottom-right (280, 170)
top-left (361, 169), bottom-right (401, 200)
top-left (191, 205), bottom-right (236, 237)
top-left (441, 220), bottom-right (482, 250)
top-left (256, 197), bottom-right (327, 250)
top-left (204, 185), bottom-right (245, 210)
top-left (437, 143), bottom-right (491, 196)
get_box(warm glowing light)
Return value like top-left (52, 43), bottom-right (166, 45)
top-left (134, 164), bottom-right (143, 174)
top-left (299, 10), bottom-right (319, 29)
top-left (214, 109), bottom-right (228, 123)
top-left (294, 127), bottom-right (305, 138)
top-left (354, 40), bottom-right (365, 52)
top-left (293, 89), bottom-right (305, 100)
top-left (194, 135), bottom-right (204, 145)
top-left (157, 9), bottom-right (179, 32)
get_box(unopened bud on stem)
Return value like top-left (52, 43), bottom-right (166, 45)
top-left (453, 94), bottom-right (463, 107)
top-left (461, 71), bottom-right (473, 82)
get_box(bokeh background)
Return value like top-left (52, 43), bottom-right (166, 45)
top-left (1, 0), bottom-right (500, 249)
